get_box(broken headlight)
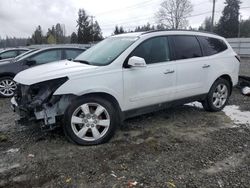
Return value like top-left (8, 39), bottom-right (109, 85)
top-left (28, 77), bottom-right (68, 108)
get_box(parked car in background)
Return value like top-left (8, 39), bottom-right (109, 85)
top-left (0, 48), bottom-right (29, 61)
top-left (0, 47), bottom-right (85, 97)
top-left (0, 49), bottom-right (38, 64)
top-left (11, 30), bottom-right (239, 145)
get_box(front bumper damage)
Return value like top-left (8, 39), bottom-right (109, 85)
top-left (11, 78), bottom-right (75, 130)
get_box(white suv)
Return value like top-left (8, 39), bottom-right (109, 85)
top-left (11, 30), bottom-right (240, 145)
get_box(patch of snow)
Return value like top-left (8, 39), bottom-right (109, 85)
top-left (223, 105), bottom-right (250, 127)
top-left (185, 102), bottom-right (203, 109)
top-left (242, 87), bottom-right (250, 95)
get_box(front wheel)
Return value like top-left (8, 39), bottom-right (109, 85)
top-left (202, 78), bottom-right (231, 112)
top-left (63, 96), bottom-right (118, 145)
top-left (0, 77), bottom-right (17, 97)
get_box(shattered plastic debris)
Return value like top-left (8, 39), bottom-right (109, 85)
top-left (111, 171), bottom-right (117, 178)
top-left (127, 181), bottom-right (138, 187)
top-left (65, 177), bottom-right (72, 183)
top-left (166, 180), bottom-right (176, 188)
top-left (28, 154), bottom-right (35, 158)
top-left (242, 87), bottom-right (250, 96)
top-left (6, 148), bottom-right (20, 153)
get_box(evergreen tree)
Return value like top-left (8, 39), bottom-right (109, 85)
top-left (77, 9), bottom-right (92, 43)
top-left (215, 0), bottom-right (241, 37)
top-left (240, 18), bottom-right (250, 37)
top-left (31, 25), bottom-right (43, 44)
top-left (70, 32), bottom-right (78, 43)
top-left (55, 23), bottom-right (65, 43)
top-left (92, 21), bottom-right (103, 41)
top-left (113, 25), bottom-right (126, 35)
top-left (198, 17), bottom-right (213, 32)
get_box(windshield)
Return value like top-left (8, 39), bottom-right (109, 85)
top-left (74, 36), bottom-right (138, 66)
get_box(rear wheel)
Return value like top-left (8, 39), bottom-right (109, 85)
top-left (0, 77), bottom-right (17, 97)
top-left (202, 78), bottom-right (230, 112)
top-left (63, 96), bottom-right (118, 145)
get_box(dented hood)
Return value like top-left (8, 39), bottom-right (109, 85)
top-left (14, 60), bottom-right (97, 85)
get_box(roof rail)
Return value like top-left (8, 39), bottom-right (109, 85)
top-left (141, 29), bottom-right (219, 36)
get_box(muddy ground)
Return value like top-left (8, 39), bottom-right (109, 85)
top-left (0, 59), bottom-right (250, 188)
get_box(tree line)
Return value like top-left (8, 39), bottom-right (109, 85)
top-left (1, 0), bottom-right (250, 48)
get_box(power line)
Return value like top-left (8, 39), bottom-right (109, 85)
top-left (94, 0), bottom-right (160, 16)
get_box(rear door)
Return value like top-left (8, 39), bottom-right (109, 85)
top-left (123, 36), bottom-right (177, 110)
top-left (170, 35), bottom-right (207, 99)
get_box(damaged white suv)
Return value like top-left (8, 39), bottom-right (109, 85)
top-left (11, 30), bottom-right (239, 145)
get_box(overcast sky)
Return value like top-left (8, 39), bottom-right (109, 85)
top-left (0, 0), bottom-right (250, 38)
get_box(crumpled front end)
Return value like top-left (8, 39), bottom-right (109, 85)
top-left (11, 77), bottom-right (75, 130)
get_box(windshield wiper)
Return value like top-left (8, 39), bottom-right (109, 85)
top-left (73, 59), bottom-right (91, 65)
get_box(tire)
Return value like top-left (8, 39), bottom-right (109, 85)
top-left (0, 76), bottom-right (17, 98)
top-left (63, 96), bottom-right (118, 145)
top-left (202, 78), bottom-right (231, 112)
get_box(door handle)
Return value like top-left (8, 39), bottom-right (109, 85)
top-left (164, 69), bottom-right (175, 74)
top-left (202, 64), bottom-right (210, 68)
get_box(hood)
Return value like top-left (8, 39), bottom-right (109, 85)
top-left (14, 60), bottom-right (98, 85)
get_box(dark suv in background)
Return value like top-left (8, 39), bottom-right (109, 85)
top-left (0, 48), bottom-right (29, 61)
top-left (0, 47), bottom-right (85, 97)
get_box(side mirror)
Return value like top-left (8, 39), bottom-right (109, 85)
top-left (0, 56), bottom-right (2, 60)
top-left (128, 56), bottom-right (147, 68)
top-left (25, 59), bottom-right (36, 66)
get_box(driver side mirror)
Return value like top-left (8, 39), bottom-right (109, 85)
top-left (25, 59), bottom-right (36, 66)
top-left (128, 56), bottom-right (147, 68)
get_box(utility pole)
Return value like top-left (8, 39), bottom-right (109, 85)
top-left (211, 0), bottom-right (216, 32)
top-left (238, 14), bottom-right (242, 38)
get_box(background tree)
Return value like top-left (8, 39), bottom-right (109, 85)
top-left (31, 25), bottom-right (43, 44)
top-left (155, 0), bottom-right (193, 29)
top-left (55, 23), bottom-right (65, 43)
top-left (77, 9), bottom-right (92, 43)
top-left (240, 18), bottom-right (250, 37)
top-left (70, 32), bottom-right (78, 43)
top-left (92, 21), bottom-right (103, 41)
top-left (215, 0), bottom-right (241, 38)
top-left (113, 25), bottom-right (126, 35)
top-left (198, 17), bottom-right (213, 32)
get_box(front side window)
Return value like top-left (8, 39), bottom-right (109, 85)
top-left (198, 36), bottom-right (228, 56)
top-left (173, 36), bottom-right (202, 60)
top-left (74, 36), bottom-right (138, 66)
top-left (0, 50), bottom-right (18, 59)
top-left (65, 49), bottom-right (84, 59)
top-left (30, 50), bottom-right (61, 64)
top-left (130, 36), bottom-right (170, 64)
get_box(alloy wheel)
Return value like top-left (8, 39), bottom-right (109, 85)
top-left (212, 84), bottom-right (228, 108)
top-left (0, 79), bottom-right (17, 97)
top-left (71, 103), bottom-right (111, 141)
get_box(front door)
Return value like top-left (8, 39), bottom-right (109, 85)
top-left (123, 36), bottom-right (176, 111)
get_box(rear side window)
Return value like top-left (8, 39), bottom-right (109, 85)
top-left (0, 50), bottom-right (18, 59)
top-left (30, 50), bottom-right (61, 64)
top-left (198, 36), bottom-right (228, 56)
top-left (130, 36), bottom-right (170, 64)
top-left (172, 36), bottom-right (202, 60)
top-left (65, 49), bottom-right (83, 59)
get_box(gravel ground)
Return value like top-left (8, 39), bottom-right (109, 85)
top-left (0, 59), bottom-right (249, 188)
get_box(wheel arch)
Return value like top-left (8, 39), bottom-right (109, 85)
top-left (0, 73), bottom-right (16, 79)
top-left (217, 74), bottom-right (233, 95)
top-left (76, 92), bottom-right (123, 121)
